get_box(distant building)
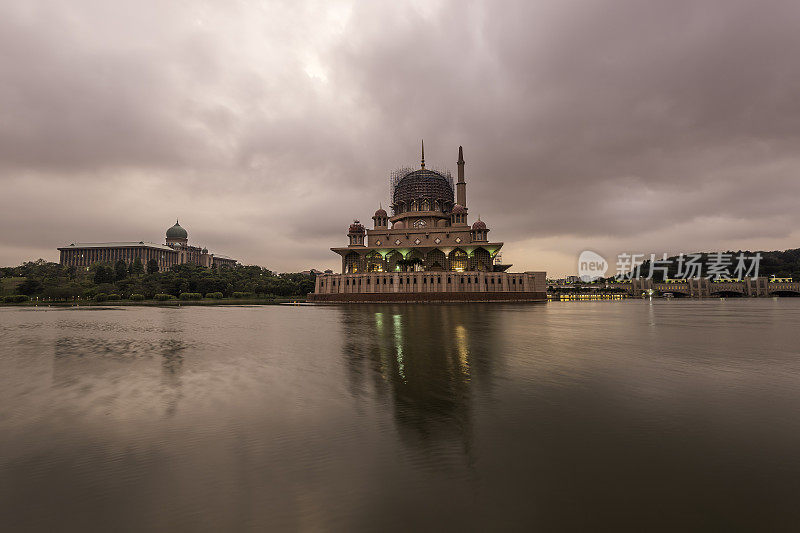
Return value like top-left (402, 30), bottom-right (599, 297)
top-left (58, 220), bottom-right (237, 272)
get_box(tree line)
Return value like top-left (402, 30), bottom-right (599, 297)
top-left (0, 259), bottom-right (317, 301)
top-left (626, 249), bottom-right (800, 281)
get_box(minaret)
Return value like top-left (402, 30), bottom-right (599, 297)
top-left (456, 145), bottom-right (467, 207)
top-left (420, 139), bottom-right (425, 169)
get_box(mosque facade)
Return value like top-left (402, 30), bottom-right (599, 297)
top-left (309, 144), bottom-right (546, 302)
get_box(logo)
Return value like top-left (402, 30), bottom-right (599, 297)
top-left (578, 250), bottom-right (608, 282)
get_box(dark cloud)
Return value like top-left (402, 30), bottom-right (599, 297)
top-left (2, 0), bottom-right (799, 274)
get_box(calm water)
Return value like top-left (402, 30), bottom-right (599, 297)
top-left (2, 300), bottom-right (800, 531)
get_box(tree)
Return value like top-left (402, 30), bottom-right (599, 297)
top-left (115, 260), bottom-right (128, 281)
top-left (93, 263), bottom-right (114, 285)
top-left (130, 257), bottom-right (144, 276)
top-left (146, 258), bottom-right (159, 275)
top-left (17, 278), bottom-right (42, 295)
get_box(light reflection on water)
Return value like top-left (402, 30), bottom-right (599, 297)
top-left (1, 301), bottom-right (800, 531)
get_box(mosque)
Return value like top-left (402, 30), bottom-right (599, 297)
top-left (309, 144), bottom-right (546, 302)
top-left (58, 220), bottom-right (237, 271)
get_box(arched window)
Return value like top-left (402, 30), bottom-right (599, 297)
top-left (366, 252), bottom-right (384, 272)
top-left (385, 251), bottom-right (403, 272)
top-left (408, 249), bottom-right (425, 272)
top-left (344, 252), bottom-right (361, 274)
top-left (473, 248), bottom-right (491, 272)
top-left (449, 249), bottom-right (468, 272)
top-left (426, 249), bottom-right (446, 271)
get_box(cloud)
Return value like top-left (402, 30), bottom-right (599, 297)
top-left (2, 0), bottom-right (800, 275)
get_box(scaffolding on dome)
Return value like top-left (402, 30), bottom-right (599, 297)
top-left (389, 166), bottom-right (454, 204)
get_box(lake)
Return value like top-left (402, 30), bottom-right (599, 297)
top-left (2, 300), bottom-right (800, 531)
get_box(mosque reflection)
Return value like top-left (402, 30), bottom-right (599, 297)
top-left (340, 304), bottom-right (502, 461)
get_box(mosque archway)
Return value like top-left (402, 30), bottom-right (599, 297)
top-left (449, 249), bottom-right (468, 272)
top-left (426, 249), bottom-right (447, 272)
top-left (344, 252), bottom-right (362, 274)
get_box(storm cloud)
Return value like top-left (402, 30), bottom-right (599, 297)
top-left (2, 0), bottom-right (799, 275)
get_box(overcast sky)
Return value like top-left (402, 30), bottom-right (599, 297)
top-left (2, 0), bottom-right (799, 275)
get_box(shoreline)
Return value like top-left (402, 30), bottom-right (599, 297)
top-left (0, 298), bottom-right (306, 307)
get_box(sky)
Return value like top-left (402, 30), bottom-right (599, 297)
top-left (2, 0), bottom-right (799, 276)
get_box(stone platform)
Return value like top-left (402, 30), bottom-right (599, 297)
top-left (307, 291), bottom-right (547, 303)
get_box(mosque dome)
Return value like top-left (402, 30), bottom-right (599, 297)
top-left (452, 203), bottom-right (466, 214)
top-left (392, 169), bottom-right (454, 208)
top-left (348, 220), bottom-right (365, 233)
top-left (374, 207), bottom-right (387, 217)
top-left (472, 219), bottom-right (486, 230)
top-left (166, 220), bottom-right (188, 239)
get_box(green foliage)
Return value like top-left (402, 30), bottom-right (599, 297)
top-left (17, 278), bottom-right (42, 295)
top-left (93, 263), bottom-right (115, 284)
top-left (130, 257), bottom-right (144, 276)
top-left (153, 293), bottom-right (174, 301)
top-left (107, 293), bottom-right (121, 300)
top-left (42, 282), bottom-right (82, 300)
top-left (115, 260), bottom-right (128, 281)
top-left (146, 258), bottom-right (159, 275)
top-left (232, 291), bottom-right (253, 298)
top-left (0, 277), bottom-right (25, 296)
top-left (3, 294), bottom-right (29, 303)
top-left (129, 294), bottom-right (145, 301)
top-left (94, 293), bottom-right (108, 302)
top-left (1, 259), bottom-right (317, 302)
top-left (179, 292), bottom-right (202, 300)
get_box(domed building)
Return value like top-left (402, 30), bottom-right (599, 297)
top-left (166, 220), bottom-right (188, 242)
top-left (58, 220), bottom-right (238, 271)
top-left (163, 219), bottom-right (237, 268)
top-left (310, 143), bottom-right (546, 302)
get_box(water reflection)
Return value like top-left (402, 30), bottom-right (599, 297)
top-left (4, 302), bottom-right (800, 530)
top-left (51, 309), bottom-right (189, 418)
top-left (340, 305), bottom-right (501, 466)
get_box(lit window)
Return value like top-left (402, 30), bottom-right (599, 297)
top-left (450, 250), bottom-right (467, 272)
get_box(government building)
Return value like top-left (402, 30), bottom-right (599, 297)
top-left (58, 221), bottom-right (238, 271)
top-left (309, 144), bottom-right (546, 302)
